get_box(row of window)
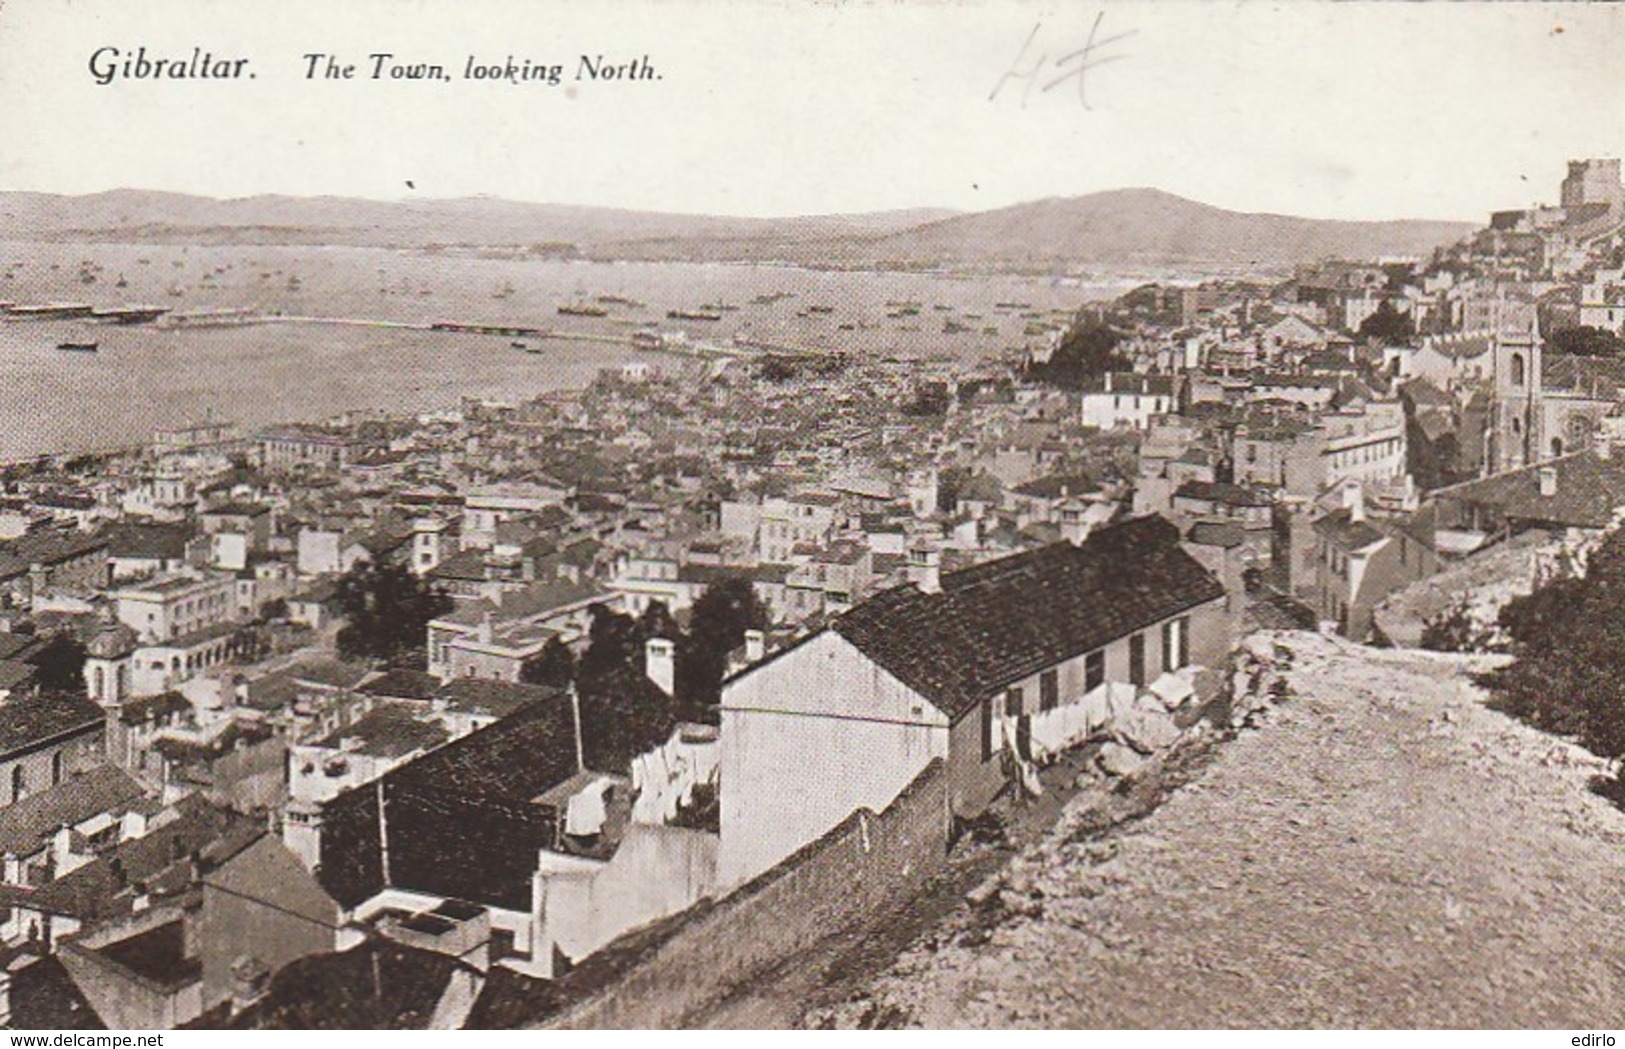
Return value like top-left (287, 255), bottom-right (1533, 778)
top-left (1328, 437), bottom-right (1401, 470)
top-left (981, 617), bottom-right (1192, 761)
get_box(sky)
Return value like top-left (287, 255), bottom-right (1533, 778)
top-left (0, 0), bottom-right (1622, 222)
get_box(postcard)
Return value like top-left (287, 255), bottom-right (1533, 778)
top-left (0, 0), bottom-right (1622, 1033)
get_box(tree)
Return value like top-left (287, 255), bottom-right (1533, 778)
top-left (29, 633), bottom-right (86, 693)
top-left (936, 466), bottom-right (971, 515)
top-left (1546, 325), bottom-right (1625, 358)
top-left (1486, 537), bottom-right (1625, 758)
top-left (520, 636), bottom-right (576, 689)
top-left (333, 559), bottom-right (454, 664)
top-left (638, 600), bottom-right (679, 643)
top-left (675, 576), bottom-right (769, 713)
top-left (576, 602), bottom-right (643, 684)
top-left (1023, 323), bottom-right (1131, 390)
top-left (1357, 299), bottom-right (1414, 343)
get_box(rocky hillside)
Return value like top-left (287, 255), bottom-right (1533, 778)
top-left (819, 632), bottom-right (1625, 1028)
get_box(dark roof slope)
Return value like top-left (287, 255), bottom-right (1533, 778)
top-left (102, 522), bottom-right (192, 561)
top-left (0, 766), bottom-right (146, 857)
top-left (0, 692), bottom-right (103, 759)
top-left (832, 515), bottom-right (1224, 718)
top-left (6, 953), bottom-right (105, 1030)
top-left (318, 696), bottom-right (581, 911)
top-left (1434, 449), bottom-right (1625, 530)
top-left (1173, 479), bottom-right (1274, 508)
top-left (220, 938), bottom-right (463, 1030)
top-left (29, 797), bottom-right (259, 921)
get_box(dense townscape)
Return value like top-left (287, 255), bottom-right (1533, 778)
top-left (0, 158), bottom-right (1622, 1029)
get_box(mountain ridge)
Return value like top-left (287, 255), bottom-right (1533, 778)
top-left (0, 187), bottom-right (1477, 271)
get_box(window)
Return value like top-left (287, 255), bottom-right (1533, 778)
top-left (11, 765), bottom-right (24, 804)
top-left (1005, 687), bottom-right (1023, 718)
top-left (980, 697), bottom-right (994, 762)
top-left (1085, 650), bottom-right (1105, 692)
top-left (1175, 615), bottom-right (1190, 669)
top-left (50, 751), bottom-right (62, 787)
top-left (1040, 669), bottom-right (1059, 712)
top-left (1129, 633), bottom-right (1146, 686)
top-left (1162, 619), bottom-right (1179, 673)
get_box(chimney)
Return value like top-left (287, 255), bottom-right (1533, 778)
top-left (645, 637), bottom-right (675, 696)
top-left (1343, 481), bottom-right (1366, 523)
top-left (908, 543), bottom-right (941, 595)
top-left (1538, 465), bottom-right (1558, 497)
top-left (476, 611), bottom-right (494, 645)
top-left (229, 955), bottom-right (272, 1015)
top-left (744, 629), bottom-right (765, 664)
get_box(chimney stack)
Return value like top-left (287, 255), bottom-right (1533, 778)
top-left (908, 542), bottom-right (942, 595)
top-left (645, 637), bottom-right (675, 696)
top-left (744, 629), bottom-right (765, 664)
top-left (1538, 465), bottom-right (1558, 498)
top-left (1343, 481), bottom-right (1366, 523)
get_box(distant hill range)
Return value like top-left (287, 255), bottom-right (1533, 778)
top-left (0, 187), bottom-right (1474, 273)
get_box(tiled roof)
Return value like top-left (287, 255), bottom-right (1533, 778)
top-left (7, 953), bottom-right (105, 1029)
top-left (0, 531), bottom-right (107, 580)
top-left (0, 766), bottom-right (146, 857)
top-left (0, 661), bottom-right (36, 692)
top-left (358, 668), bottom-right (441, 702)
top-left (438, 679), bottom-right (561, 719)
top-left (1185, 521), bottom-right (1247, 549)
top-left (0, 692), bottom-right (103, 759)
top-left (830, 515), bottom-right (1224, 719)
top-left (436, 578), bottom-right (610, 628)
top-left (319, 697), bottom-right (579, 910)
top-left (314, 706), bottom-right (449, 759)
top-left (223, 938), bottom-right (465, 1030)
top-left (102, 522), bottom-right (192, 561)
top-left (1542, 354), bottom-right (1625, 400)
top-left (0, 634), bottom-right (42, 663)
top-left (288, 658), bottom-right (374, 691)
top-left (28, 797), bottom-right (259, 921)
top-left (463, 964), bottom-right (560, 1030)
top-left (1173, 480), bottom-right (1274, 508)
top-left (1313, 508), bottom-right (1388, 551)
top-left (1433, 449), bottom-right (1625, 530)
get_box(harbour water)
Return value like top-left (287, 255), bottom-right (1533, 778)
top-left (0, 242), bottom-right (1131, 460)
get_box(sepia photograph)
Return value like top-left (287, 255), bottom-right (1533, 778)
top-left (0, 0), bottom-right (1623, 1032)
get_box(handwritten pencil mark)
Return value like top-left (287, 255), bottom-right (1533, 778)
top-left (989, 13), bottom-right (1137, 110)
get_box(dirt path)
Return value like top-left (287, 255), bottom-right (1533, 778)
top-left (818, 631), bottom-right (1625, 1028)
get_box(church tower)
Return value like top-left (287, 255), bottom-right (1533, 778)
top-left (1491, 321), bottom-right (1542, 473)
top-left (83, 612), bottom-right (138, 767)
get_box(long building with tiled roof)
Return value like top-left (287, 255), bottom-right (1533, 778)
top-left (720, 514), bottom-right (1230, 886)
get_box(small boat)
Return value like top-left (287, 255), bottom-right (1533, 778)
top-left (57, 341), bottom-right (99, 353)
top-left (558, 304), bottom-right (609, 317)
top-left (667, 309), bottom-right (722, 322)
